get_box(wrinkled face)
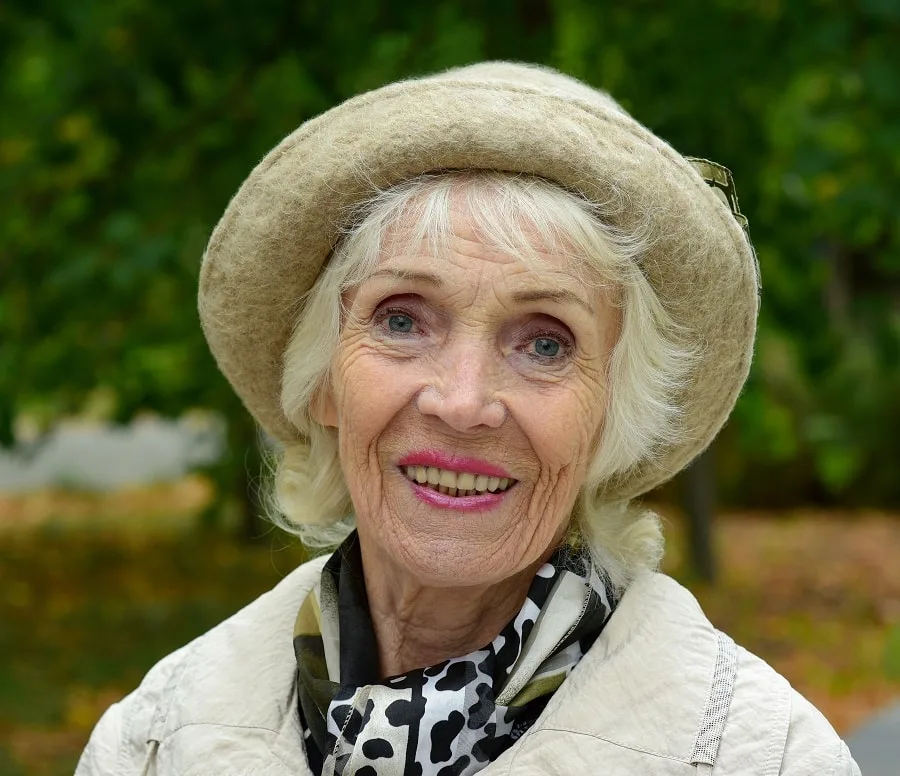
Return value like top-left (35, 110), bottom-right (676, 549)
top-left (316, 212), bottom-right (619, 587)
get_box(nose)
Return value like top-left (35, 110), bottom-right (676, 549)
top-left (416, 340), bottom-right (506, 431)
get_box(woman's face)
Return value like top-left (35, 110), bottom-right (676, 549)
top-left (316, 212), bottom-right (618, 587)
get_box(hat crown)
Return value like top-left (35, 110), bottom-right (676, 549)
top-left (429, 61), bottom-right (628, 115)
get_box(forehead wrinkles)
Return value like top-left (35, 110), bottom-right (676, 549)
top-left (352, 196), bottom-right (616, 318)
top-left (375, 206), bottom-right (597, 302)
top-left (372, 239), bottom-right (594, 314)
top-left (360, 248), bottom-right (609, 334)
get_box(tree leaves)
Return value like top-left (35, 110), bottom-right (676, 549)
top-left (1, 1), bottom-right (898, 505)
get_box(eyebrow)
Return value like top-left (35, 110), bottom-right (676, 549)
top-left (368, 268), bottom-right (444, 286)
top-left (368, 268), bottom-right (594, 314)
top-left (511, 289), bottom-right (595, 315)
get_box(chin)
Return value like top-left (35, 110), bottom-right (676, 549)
top-left (383, 525), bottom-right (516, 588)
top-left (402, 538), bottom-right (559, 591)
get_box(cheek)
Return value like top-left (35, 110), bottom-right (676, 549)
top-left (332, 349), bottom-right (417, 459)
top-left (521, 384), bottom-right (604, 474)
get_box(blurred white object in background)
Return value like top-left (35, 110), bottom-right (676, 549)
top-left (847, 702), bottom-right (900, 776)
top-left (0, 412), bottom-right (224, 492)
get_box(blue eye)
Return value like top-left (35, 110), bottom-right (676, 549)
top-left (387, 314), bottom-right (414, 333)
top-left (532, 337), bottom-right (561, 358)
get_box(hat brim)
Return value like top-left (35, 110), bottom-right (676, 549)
top-left (199, 63), bottom-right (758, 502)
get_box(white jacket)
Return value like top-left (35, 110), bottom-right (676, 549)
top-left (76, 555), bottom-right (860, 775)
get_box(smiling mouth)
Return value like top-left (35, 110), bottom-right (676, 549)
top-left (401, 466), bottom-right (516, 497)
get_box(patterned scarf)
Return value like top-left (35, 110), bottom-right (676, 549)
top-left (293, 533), bottom-right (616, 776)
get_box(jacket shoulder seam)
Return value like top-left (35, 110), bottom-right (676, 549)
top-left (760, 672), bottom-right (792, 776)
top-left (148, 646), bottom-right (194, 741)
top-left (532, 726), bottom-right (691, 763)
top-left (690, 629), bottom-right (738, 765)
top-left (160, 720), bottom-right (281, 735)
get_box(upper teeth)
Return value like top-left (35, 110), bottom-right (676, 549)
top-left (402, 466), bottom-right (512, 495)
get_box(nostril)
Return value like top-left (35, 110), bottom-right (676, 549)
top-left (414, 381), bottom-right (507, 430)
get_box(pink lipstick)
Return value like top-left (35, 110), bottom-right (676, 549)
top-left (406, 481), bottom-right (511, 511)
top-left (397, 450), bottom-right (511, 479)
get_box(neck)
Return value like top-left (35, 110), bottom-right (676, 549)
top-left (359, 541), bottom-right (544, 678)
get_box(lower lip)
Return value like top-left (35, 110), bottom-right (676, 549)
top-left (407, 480), bottom-right (510, 511)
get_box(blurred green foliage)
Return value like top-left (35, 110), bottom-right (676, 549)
top-left (1, 0), bottom-right (898, 506)
top-left (886, 624), bottom-right (900, 681)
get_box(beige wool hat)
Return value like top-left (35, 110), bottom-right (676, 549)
top-left (199, 61), bottom-right (760, 502)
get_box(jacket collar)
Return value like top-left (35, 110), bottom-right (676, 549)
top-left (527, 572), bottom-right (721, 761)
top-left (148, 554), bottom-right (329, 772)
top-left (147, 562), bottom-right (722, 771)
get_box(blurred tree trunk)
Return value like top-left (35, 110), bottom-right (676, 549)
top-left (229, 412), bottom-right (267, 543)
top-left (681, 447), bottom-right (717, 583)
top-left (197, 408), bottom-right (267, 542)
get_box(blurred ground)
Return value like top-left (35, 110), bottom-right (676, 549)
top-left (0, 483), bottom-right (898, 775)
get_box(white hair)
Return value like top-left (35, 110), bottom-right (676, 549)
top-left (268, 170), bottom-right (694, 592)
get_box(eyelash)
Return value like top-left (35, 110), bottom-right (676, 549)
top-left (523, 329), bottom-right (574, 359)
top-left (372, 304), bottom-right (574, 360)
top-left (374, 306), bottom-right (420, 334)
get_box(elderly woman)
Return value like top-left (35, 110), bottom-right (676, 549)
top-left (77, 63), bottom-right (859, 775)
